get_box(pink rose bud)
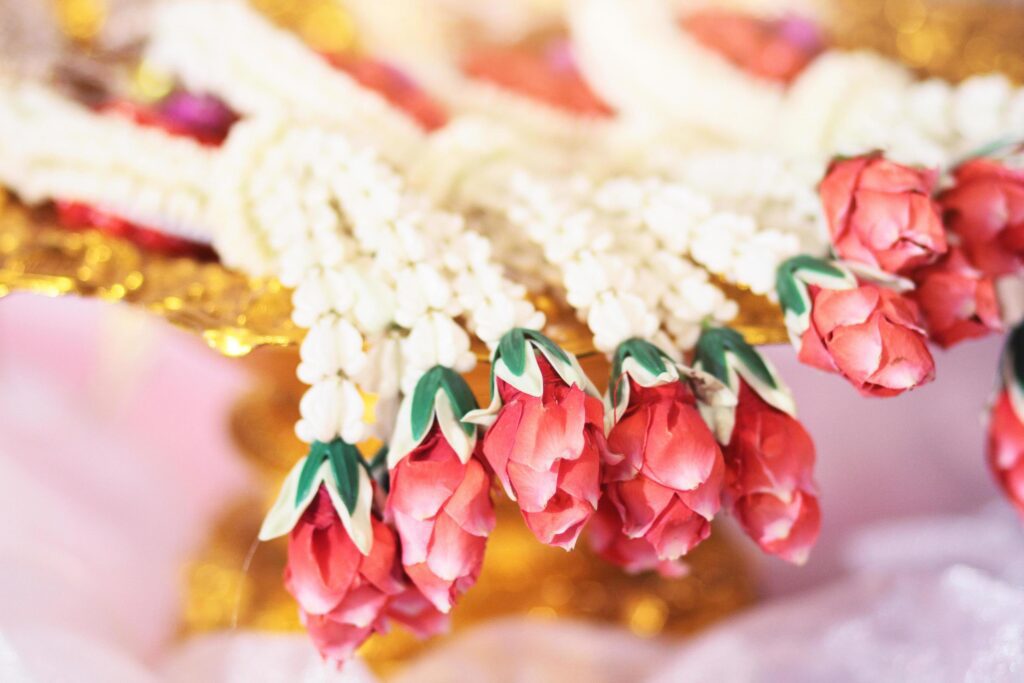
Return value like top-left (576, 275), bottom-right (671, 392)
top-left (286, 487), bottom-right (403, 665)
top-left (694, 326), bottom-right (820, 564)
top-left (388, 366), bottom-right (495, 613)
top-left (987, 324), bottom-right (1024, 517)
top-left (909, 247), bottom-right (1002, 348)
top-left (777, 256), bottom-right (936, 397)
top-left (987, 389), bottom-right (1024, 518)
top-left (470, 329), bottom-right (605, 549)
top-left (602, 340), bottom-right (725, 562)
top-left (588, 498), bottom-right (687, 578)
top-left (941, 158), bottom-right (1024, 276)
top-left (726, 382), bottom-right (820, 564)
top-left (821, 153), bottom-right (946, 275)
top-left (388, 427), bottom-right (495, 613)
top-left (384, 583), bottom-right (450, 639)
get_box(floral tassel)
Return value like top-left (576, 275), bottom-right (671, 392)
top-left (776, 255), bottom-right (935, 397)
top-left (259, 439), bottom-right (398, 666)
top-left (387, 366), bottom-right (495, 614)
top-left (988, 322), bottom-right (1024, 517)
top-left (465, 328), bottom-right (605, 549)
top-left (694, 327), bottom-right (820, 564)
top-left (592, 338), bottom-right (727, 575)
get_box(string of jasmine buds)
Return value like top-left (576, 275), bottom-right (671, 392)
top-left (211, 118), bottom-right (542, 447)
top-left (145, 0), bottom-right (425, 168)
top-left (0, 81), bottom-right (212, 242)
top-left (414, 120), bottom-right (754, 351)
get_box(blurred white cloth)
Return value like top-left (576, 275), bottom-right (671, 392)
top-left (2, 295), bottom-right (1024, 682)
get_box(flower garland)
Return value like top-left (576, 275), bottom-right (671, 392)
top-left (0, 81), bottom-right (213, 243)
top-left (568, 0), bottom-right (1024, 167)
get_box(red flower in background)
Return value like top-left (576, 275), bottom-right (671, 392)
top-left (681, 9), bottom-right (824, 84)
top-left (327, 55), bottom-right (449, 131)
top-left (821, 154), bottom-right (946, 275)
top-left (603, 377), bottom-right (724, 561)
top-left (388, 424), bottom-right (495, 613)
top-left (725, 383), bottom-right (820, 564)
top-left (798, 284), bottom-right (935, 397)
top-left (910, 248), bottom-right (1002, 348)
top-left (461, 41), bottom-right (614, 117)
top-left (480, 355), bottom-right (604, 549)
top-left (941, 158), bottom-right (1024, 277)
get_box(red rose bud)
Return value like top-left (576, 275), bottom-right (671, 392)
top-left (693, 326), bottom-right (820, 564)
top-left (602, 340), bottom-right (725, 562)
top-left (588, 498), bottom-right (687, 578)
top-left (388, 426), bottom-right (495, 613)
top-left (910, 248), bottom-right (1002, 348)
top-left (821, 153), bottom-right (946, 275)
top-left (941, 158), bottom-right (1024, 276)
top-left (777, 256), bottom-right (935, 397)
top-left (469, 329), bottom-right (604, 549)
top-left (988, 323), bottom-right (1024, 517)
top-left (726, 383), bottom-right (820, 563)
top-left (387, 366), bottom-right (495, 612)
top-left (286, 487), bottom-right (403, 666)
top-left (987, 389), bottom-right (1024, 517)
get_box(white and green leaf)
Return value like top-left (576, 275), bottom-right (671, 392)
top-left (258, 440), bottom-right (375, 555)
top-left (776, 255), bottom-right (857, 341)
top-left (389, 366), bottom-right (479, 468)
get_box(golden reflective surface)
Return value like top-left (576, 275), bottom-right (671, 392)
top-left (0, 198), bottom-right (302, 357)
top-left (831, 0), bottom-right (1024, 82)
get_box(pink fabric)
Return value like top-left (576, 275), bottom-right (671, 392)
top-left (0, 294), bottom-right (253, 678)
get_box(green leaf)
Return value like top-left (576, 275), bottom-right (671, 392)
top-left (497, 328), bottom-right (528, 376)
top-left (1009, 321), bottom-right (1024, 390)
top-left (295, 442), bottom-right (328, 506)
top-left (411, 366), bottom-right (481, 440)
top-left (437, 367), bottom-right (480, 436)
top-left (610, 338), bottom-right (673, 405)
top-left (522, 329), bottom-right (572, 366)
top-left (410, 368), bottom-right (443, 441)
top-left (776, 255), bottom-right (847, 316)
top-left (328, 439), bottom-right (361, 515)
top-left (695, 327), bottom-right (776, 390)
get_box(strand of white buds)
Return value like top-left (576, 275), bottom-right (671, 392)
top-left (413, 119), bottom-right (739, 351)
top-left (213, 119), bottom-right (392, 443)
top-left (145, 0), bottom-right (425, 168)
top-left (0, 82), bottom-right (212, 242)
top-left (477, 166), bottom-right (732, 354)
top-left (593, 176), bottom-right (800, 298)
top-left (212, 118), bottom-right (540, 441)
top-left (644, 149), bottom-right (828, 261)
